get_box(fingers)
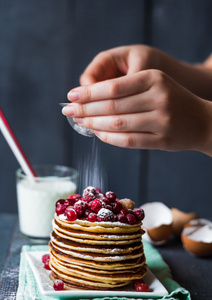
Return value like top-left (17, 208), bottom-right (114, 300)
top-left (74, 112), bottom-right (158, 133)
top-left (68, 71), bottom-right (154, 103)
top-left (92, 131), bottom-right (159, 149)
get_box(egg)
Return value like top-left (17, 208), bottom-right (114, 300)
top-left (140, 202), bottom-right (173, 245)
top-left (181, 218), bottom-right (212, 257)
top-left (171, 208), bottom-right (198, 237)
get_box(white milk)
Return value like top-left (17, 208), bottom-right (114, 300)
top-left (17, 178), bottom-right (76, 238)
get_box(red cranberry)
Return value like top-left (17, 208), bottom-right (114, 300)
top-left (84, 208), bottom-right (92, 218)
top-left (97, 208), bottom-right (114, 222)
top-left (65, 207), bottom-right (77, 221)
top-left (88, 212), bottom-right (97, 222)
top-left (90, 199), bottom-right (102, 213)
top-left (105, 191), bottom-right (116, 202)
top-left (134, 208), bottom-right (145, 221)
top-left (42, 254), bottom-right (50, 263)
top-left (55, 199), bottom-right (65, 206)
top-left (64, 198), bottom-right (75, 206)
top-left (95, 188), bottom-right (102, 193)
top-left (117, 213), bottom-right (127, 223)
top-left (120, 208), bottom-right (129, 216)
top-left (67, 194), bottom-right (81, 200)
top-left (55, 204), bottom-right (66, 215)
top-left (101, 197), bottom-right (111, 205)
top-left (126, 213), bottom-right (136, 225)
top-left (134, 282), bottom-right (150, 292)
top-left (112, 201), bottom-right (122, 214)
top-left (74, 200), bottom-right (88, 217)
top-left (53, 279), bottom-right (64, 291)
top-left (105, 205), bottom-right (113, 211)
top-left (44, 259), bottom-right (51, 270)
top-left (83, 186), bottom-right (96, 199)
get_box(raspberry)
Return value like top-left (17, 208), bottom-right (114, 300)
top-left (55, 204), bottom-right (66, 215)
top-left (44, 259), bottom-right (51, 270)
top-left (134, 208), bottom-right (145, 221)
top-left (55, 199), bottom-right (65, 206)
top-left (134, 282), bottom-right (150, 292)
top-left (117, 213), bottom-right (127, 224)
top-left (53, 280), bottom-right (64, 291)
top-left (88, 212), bottom-right (97, 222)
top-left (42, 254), bottom-right (50, 263)
top-left (67, 194), bottom-right (81, 200)
top-left (126, 213), bottom-right (136, 225)
top-left (112, 201), bottom-right (122, 214)
top-left (74, 200), bottom-right (88, 217)
top-left (105, 191), bottom-right (116, 202)
top-left (97, 208), bottom-right (114, 222)
top-left (65, 207), bottom-right (77, 221)
top-left (90, 199), bottom-right (102, 213)
top-left (120, 208), bottom-right (129, 216)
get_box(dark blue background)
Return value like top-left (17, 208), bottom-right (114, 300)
top-left (1, 0), bottom-right (212, 218)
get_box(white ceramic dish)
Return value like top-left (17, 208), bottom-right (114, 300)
top-left (25, 251), bottom-right (168, 299)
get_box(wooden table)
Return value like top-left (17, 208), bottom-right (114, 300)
top-left (0, 213), bottom-right (211, 299)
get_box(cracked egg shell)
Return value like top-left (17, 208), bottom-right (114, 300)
top-left (140, 202), bottom-right (173, 245)
top-left (181, 218), bottom-right (212, 257)
top-left (171, 208), bottom-right (198, 237)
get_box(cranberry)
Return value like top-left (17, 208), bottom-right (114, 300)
top-left (101, 197), bottom-right (111, 205)
top-left (105, 191), bottom-right (116, 202)
top-left (65, 207), bottom-right (77, 221)
top-left (67, 194), bottom-right (81, 200)
top-left (112, 201), bottom-right (122, 214)
top-left (134, 208), bottom-right (145, 221)
top-left (74, 200), bottom-right (88, 217)
top-left (55, 199), bottom-right (65, 206)
top-left (53, 279), bottom-right (64, 291)
top-left (84, 208), bottom-right (92, 218)
top-left (97, 208), bottom-right (114, 222)
top-left (134, 282), bottom-right (150, 292)
top-left (120, 208), bottom-right (129, 216)
top-left (90, 199), bottom-right (102, 213)
top-left (63, 198), bottom-right (75, 206)
top-left (44, 259), bottom-right (51, 270)
top-left (117, 213), bottom-right (127, 223)
top-left (88, 212), bottom-right (97, 222)
top-left (42, 254), bottom-right (50, 263)
top-left (126, 213), bottom-right (136, 225)
top-left (83, 186), bottom-right (96, 200)
top-left (133, 279), bottom-right (144, 287)
top-left (95, 188), bottom-right (102, 193)
top-left (105, 205), bottom-right (113, 211)
top-left (55, 204), bottom-right (66, 215)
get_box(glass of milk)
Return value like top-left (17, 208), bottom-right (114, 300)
top-left (16, 164), bottom-right (78, 241)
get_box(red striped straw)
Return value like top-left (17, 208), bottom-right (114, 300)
top-left (0, 108), bottom-right (37, 178)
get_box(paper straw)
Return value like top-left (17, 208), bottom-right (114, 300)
top-left (0, 108), bottom-right (36, 178)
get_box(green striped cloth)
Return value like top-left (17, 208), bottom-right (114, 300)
top-left (16, 241), bottom-right (190, 300)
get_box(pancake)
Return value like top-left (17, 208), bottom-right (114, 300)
top-left (49, 186), bottom-right (147, 290)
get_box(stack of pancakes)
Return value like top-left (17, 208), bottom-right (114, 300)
top-left (49, 214), bottom-right (147, 290)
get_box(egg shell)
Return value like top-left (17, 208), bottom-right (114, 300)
top-left (140, 202), bottom-right (173, 245)
top-left (171, 208), bottom-right (198, 237)
top-left (181, 219), bottom-right (212, 257)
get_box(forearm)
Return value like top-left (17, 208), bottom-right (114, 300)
top-left (157, 50), bottom-right (212, 100)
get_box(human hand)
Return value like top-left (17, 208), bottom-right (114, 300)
top-left (64, 70), bottom-right (212, 156)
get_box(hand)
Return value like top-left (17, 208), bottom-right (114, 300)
top-left (64, 69), bottom-right (212, 156)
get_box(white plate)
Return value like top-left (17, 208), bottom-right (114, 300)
top-left (25, 251), bottom-right (168, 299)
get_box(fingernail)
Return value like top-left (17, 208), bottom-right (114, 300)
top-left (74, 117), bottom-right (83, 125)
top-left (62, 105), bottom-right (75, 116)
top-left (67, 90), bottom-right (80, 101)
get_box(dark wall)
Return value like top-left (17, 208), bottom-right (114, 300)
top-left (1, 0), bottom-right (212, 218)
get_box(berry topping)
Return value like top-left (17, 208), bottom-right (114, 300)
top-left (55, 199), bottom-right (65, 207)
top-left (97, 208), bottom-right (114, 222)
top-left (105, 191), bottom-right (116, 202)
top-left (117, 213), bottom-right (127, 223)
top-left (126, 213), bottom-right (136, 225)
top-left (42, 254), bottom-right (50, 263)
top-left (134, 208), bottom-right (145, 221)
top-left (120, 208), bottom-right (129, 216)
top-left (53, 279), bottom-right (64, 291)
top-left (65, 206), bottom-right (77, 221)
top-left (63, 198), bottom-right (75, 206)
top-left (90, 199), bottom-right (103, 213)
top-left (83, 186), bottom-right (97, 200)
top-left (74, 200), bottom-right (88, 217)
top-left (112, 201), bottom-right (122, 214)
top-left (56, 204), bottom-right (66, 216)
top-left (67, 194), bottom-right (81, 200)
top-left (88, 212), bottom-right (97, 222)
top-left (134, 281), bottom-right (150, 292)
top-left (119, 198), bottom-right (135, 210)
